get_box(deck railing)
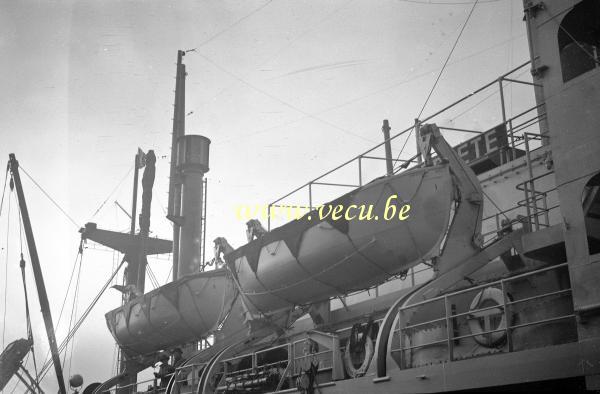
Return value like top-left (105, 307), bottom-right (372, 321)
top-left (101, 362), bottom-right (206, 393)
top-left (215, 334), bottom-right (343, 392)
top-left (390, 263), bottom-right (575, 368)
top-left (266, 60), bottom-right (547, 231)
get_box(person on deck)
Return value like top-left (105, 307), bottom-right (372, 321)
top-left (154, 352), bottom-right (175, 390)
top-left (171, 347), bottom-right (187, 386)
top-left (172, 347), bottom-right (184, 368)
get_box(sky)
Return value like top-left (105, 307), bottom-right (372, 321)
top-left (0, 0), bottom-right (535, 391)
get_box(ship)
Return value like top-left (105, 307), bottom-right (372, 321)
top-left (1, 0), bottom-right (600, 393)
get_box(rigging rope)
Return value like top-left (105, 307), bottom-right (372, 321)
top-left (392, 0), bottom-right (479, 172)
top-left (418, 0), bottom-right (480, 120)
top-left (1, 189), bottom-right (11, 351)
top-left (196, 0), bottom-right (273, 49)
top-left (550, 7), bottom-right (600, 67)
top-left (205, 0), bottom-right (356, 118)
top-left (62, 252), bottom-right (82, 376)
top-left (0, 166), bottom-right (8, 218)
top-left (164, 264), bottom-right (173, 285)
top-left (196, 52), bottom-right (375, 144)
top-left (37, 257), bottom-right (126, 382)
top-left (218, 33), bottom-right (524, 145)
top-left (146, 263), bottom-right (160, 289)
top-left (19, 165), bottom-right (79, 229)
top-left (450, 68), bottom-right (529, 123)
top-left (8, 352), bottom-right (30, 394)
top-left (89, 165), bottom-right (133, 220)
top-left (67, 260), bottom-right (82, 379)
top-left (399, 0), bottom-right (497, 4)
top-left (36, 246), bottom-right (82, 379)
top-left (16, 204), bottom-right (40, 384)
top-left (19, 253), bottom-right (40, 388)
top-left (56, 246), bottom-right (83, 332)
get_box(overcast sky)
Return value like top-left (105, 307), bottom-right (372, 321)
top-left (0, 0), bottom-right (535, 391)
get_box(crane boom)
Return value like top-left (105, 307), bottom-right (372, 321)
top-left (8, 154), bottom-right (67, 394)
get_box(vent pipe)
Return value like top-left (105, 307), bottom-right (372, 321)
top-left (382, 119), bottom-right (394, 175)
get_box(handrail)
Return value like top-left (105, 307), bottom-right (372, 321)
top-left (108, 362), bottom-right (207, 392)
top-left (391, 263), bottom-right (574, 364)
top-left (515, 170), bottom-right (555, 191)
top-left (266, 60), bottom-right (536, 230)
top-left (402, 262), bottom-right (567, 310)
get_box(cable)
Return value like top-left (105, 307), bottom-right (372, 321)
top-left (418, 0), bottom-right (479, 120)
top-left (195, 0), bottom-right (273, 49)
top-left (146, 262), bottom-right (160, 289)
top-left (164, 265), bottom-right (173, 284)
top-left (392, 0), bottom-right (479, 172)
top-left (215, 33), bottom-right (524, 145)
top-left (17, 196), bottom-right (23, 256)
top-left (15, 200), bottom-right (40, 387)
top-left (0, 171), bottom-right (7, 354)
top-left (63, 253), bottom-right (83, 376)
top-left (55, 249), bottom-right (83, 331)
top-left (396, 129), bottom-right (417, 169)
top-left (89, 165), bottom-right (134, 220)
top-left (1, 191), bottom-right (10, 351)
top-left (449, 68), bottom-right (529, 123)
top-left (196, 52), bottom-right (376, 144)
top-left (482, 190), bottom-right (509, 221)
top-left (0, 167), bottom-right (8, 218)
top-left (19, 165), bottom-right (80, 228)
top-left (8, 353), bottom-right (30, 394)
top-left (398, 0), bottom-right (498, 4)
top-left (147, 263), bottom-right (158, 288)
top-left (37, 257), bottom-right (126, 382)
top-left (37, 247), bottom-right (82, 377)
top-left (552, 9), bottom-right (600, 66)
top-left (18, 251), bottom-right (40, 387)
top-left (206, 0), bottom-right (356, 104)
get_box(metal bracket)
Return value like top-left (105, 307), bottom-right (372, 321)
top-left (575, 302), bottom-right (600, 324)
top-left (418, 128), bottom-right (433, 166)
top-left (523, 1), bottom-right (544, 19)
top-left (531, 65), bottom-right (549, 79)
top-left (306, 330), bottom-right (345, 380)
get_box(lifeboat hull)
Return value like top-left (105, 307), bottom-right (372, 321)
top-left (225, 165), bottom-right (453, 314)
top-left (106, 165), bottom-right (453, 355)
top-left (105, 269), bottom-right (235, 355)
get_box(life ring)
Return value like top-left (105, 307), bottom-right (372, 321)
top-left (343, 333), bottom-right (374, 378)
top-left (467, 287), bottom-right (509, 348)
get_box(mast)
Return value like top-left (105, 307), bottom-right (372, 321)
top-left (8, 154), bottom-right (67, 394)
top-left (137, 149), bottom-right (156, 291)
top-left (116, 149), bottom-right (152, 391)
top-left (167, 50), bottom-right (186, 280)
top-left (80, 148), bottom-right (169, 394)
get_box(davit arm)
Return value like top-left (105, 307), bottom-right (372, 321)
top-left (374, 123), bottom-right (523, 378)
top-left (419, 123), bottom-right (484, 274)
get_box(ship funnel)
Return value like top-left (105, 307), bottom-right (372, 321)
top-left (176, 134), bottom-right (210, 277)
